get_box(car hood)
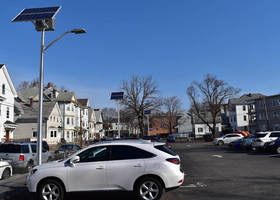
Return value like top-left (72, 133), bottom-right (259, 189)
top-left (34, 160), bottom-right (65, 170)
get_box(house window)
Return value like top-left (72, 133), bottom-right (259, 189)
top-left (0, 104), bottom-right (1, 116)
top-left (72, 106), bottom-right (74, 112)
top-left (6, 107), bottom-right (9, 119)
top-left (67, 131), bottom-right (70, 138)
top-left (72, 118), bottom-right (74, 125)
top-left (67, 118), bottom-right (70, 125)
top-left (198, 128), bottom-right (203, 132)
top-left (50, 131), bottom-right (54, 137)
top-left (67, 106), bottom-right (70, 111)
top-left (2, 84), bottom-right (5, 95)
top-left (273, 112), bottom-right (278, 119)
top-left (33, 131), bottom-right (37, 137)
top-left (244, 115), bottom-right (247, 121)
top-left (54, 131), bottom-right (57, 137)
top-left (243, 106), bottom-right (246, 111)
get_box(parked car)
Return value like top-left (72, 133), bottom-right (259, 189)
top-left (27, 140), bottom-right (184, 200)
top-left (0, 143), bottom-right (51, 172)
top-left (54, 144), bottom-right (81, 159)
top-left (241, 134), bottom-right (258, 150)
top-left (0, 160), bottom-right (12, 180)
top-left (264, 137), bottom-right (280, 154)
top-left (228, 139), bottom-right (243, 149)
top-left (213, 133), bottom-right (244, 145)
top-left (251, 131), bottom-right (280, 151)
top-left (142, 136), bottom-right (172, 149)
top-left (167, 135), bottom-right (176, 143)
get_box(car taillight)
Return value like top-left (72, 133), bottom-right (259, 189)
top-left (19, 155), bottom-right (24, 161)
top-left (166, 158), bottom-right (180, 165)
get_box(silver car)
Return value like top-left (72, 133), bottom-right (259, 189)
top-left (0, 143), bottom-right (51, 172)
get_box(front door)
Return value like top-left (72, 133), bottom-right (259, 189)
top-left (67, 146), bottom-right (110, 191)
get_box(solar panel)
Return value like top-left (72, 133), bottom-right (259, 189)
top-left (12, 6), bottom-right (61, 22)
top-left (111, 92), bottom-right (124, 100)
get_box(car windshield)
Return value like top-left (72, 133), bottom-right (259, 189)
top-left (254, 134), bottom-right (267, 138)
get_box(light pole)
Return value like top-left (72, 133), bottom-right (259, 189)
top-left (37, 28), bottom-right (86, 165)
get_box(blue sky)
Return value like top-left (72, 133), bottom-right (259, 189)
top-left (2, 0), bottom-right (280, 109)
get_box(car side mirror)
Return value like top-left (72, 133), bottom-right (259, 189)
top-left (69, 156), bottom-right (80, 167)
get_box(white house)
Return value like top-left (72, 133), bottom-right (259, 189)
top-left (176, 113), bottom-right (193, 134)
top-left (0, 64), bottom-right (17, 142)
top-left (229, 94), bottom-right (264, 132)
top-left (194, 123), bottom-right (222, 137)
top-left (13, 101), bottom-right (62, 145)
top-left (94, 109), bottom-right (104, 139)
top-left (77, 99), bottom-right (90, 141)
top-left (88, 108), bottom-right (96, 140)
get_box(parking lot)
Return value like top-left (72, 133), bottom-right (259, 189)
top-left (1, 141), bottom-right (280, 200)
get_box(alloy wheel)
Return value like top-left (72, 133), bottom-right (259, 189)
top-left (41, 183), bottom-right (60, 200)
top-left (139, 181), bottom-right (159, 200)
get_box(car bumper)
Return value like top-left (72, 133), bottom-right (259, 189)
top-left (26, 174), bottom-right (37, 192)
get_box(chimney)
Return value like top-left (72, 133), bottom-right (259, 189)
top-left (47, 82), bottom-right (52, 88)
top-left (29, 97), bottom-right (34, 107)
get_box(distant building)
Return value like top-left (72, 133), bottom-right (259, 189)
top-left (228, 93), bottom-right (264, 132)
top-left (0, 64), bottom-right (17, 142)
top-left (176, 113), bottom-right (193, 134)
top-left (149, 114), bottom-right (177, 136)
top-left (94, 109), bottom-right (104, 139)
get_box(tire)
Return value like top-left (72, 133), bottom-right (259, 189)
top-left (2, 168), bottom-right (10, 180)
top-left (276, 147), bottom-right (280, 154)
top-left (37, 179), bottom-right (65, 200)
top-left (218, 141), bottom-right (224, 146)
top-left (135, 177), bottom-right (164, 200)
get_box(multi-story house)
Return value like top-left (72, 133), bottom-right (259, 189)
top-left (149, 114), bottom-right (177, 137)
top-left (228, 93), bottom-right (264, 132)
top-left (13, 101), bottom-right (62, 145)
top-left (88, 108), bottom-right (96, 140)
top-left (56, 92), bottom-right (79, 143)
top-left (176, 113), bottom-right (193, 134)
top-left (249, 94), bottom-right (280, 132)
top-left (77, 99), bottom-right (90, 141)
top-left (94, 109), bottom-right (104, 139)
top-left (0, 64), bottom-right (17, 142)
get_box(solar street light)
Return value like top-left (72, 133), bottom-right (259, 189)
top-left (12, 6), bottom-right (86, 165)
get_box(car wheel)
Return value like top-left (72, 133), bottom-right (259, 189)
top-left (276, 147), bottom-right (280, 154)
top-left (218, 141), bottom-right (224, 146)
top-left (135, 177), bottom-right (164, 200)
top-left (2, 168), bottom-right (10, 180)
top-left (38, 179), bottom-right (64, 200)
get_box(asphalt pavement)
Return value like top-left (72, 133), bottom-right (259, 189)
top-left (1, 141), bottom-right (280, 200)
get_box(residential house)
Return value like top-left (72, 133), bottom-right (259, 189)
top-left (94, 109), bottom-right (104, 139)
top-left (13, 101), bottom-right (62, 145)
top-left (149, 114), bottom-right (177, 137)
top-left (77, 99), bottom-right (90, 141)
top-left (56, 91), bottom-right (79, 143)
top-left (249, 94), bottom-right (280, 133)
top-left (176, 113), bottom-right (193, 134)
top-left (0, 64), bottom-right (17, 142)
top-left (88, 108), bottom-right (96, 140)
top-left (192, 114), bottom-right (222, 137)
top-left (228, 93), bottom-right (264, 132)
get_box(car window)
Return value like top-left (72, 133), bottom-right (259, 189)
top-left (270, 132), bottom-right (280, 137)
top-left (31, 145), bottom-right (37, 153)
top-left (78, 146), bottom-right (110, 163)
top-left (255, 134), bottom-right (267, 138)
top-left (110, 145), bottom-right (155, 161)
top-left (21, 145), bottom-right (29, 153)
top-left (0, 144), bottom-right (21, 153)
top-left (155, 145), bottom-right (177, 156)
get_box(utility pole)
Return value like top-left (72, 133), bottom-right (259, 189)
top-left (80, 107), bottom-right (83, 147)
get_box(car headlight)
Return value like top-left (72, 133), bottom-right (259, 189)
top-left (30, 169), bottom-right (38, 175)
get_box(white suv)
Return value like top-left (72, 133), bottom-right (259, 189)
top-left (27, 140), bottom-right (184, 200)
top-left (213, 133), bottom-right (244, 145)
top-left (251, 131), bottom-right (280, 150)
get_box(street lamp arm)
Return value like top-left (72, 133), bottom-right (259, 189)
top-left (44, 31), bottom-right (71, 51)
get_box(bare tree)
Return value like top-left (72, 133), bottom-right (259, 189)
top-left (163, 96), bottom-right (182, 134)
top-left (187, 74), bottom-right (240, 137)
top-left (102, 107), bottom-right (117, 133)
top-left (121, 75), bottom-right (161, 137)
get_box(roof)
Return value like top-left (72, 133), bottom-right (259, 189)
top-left (229, 93), bottom-right (265, 105)
top-left (15, 101), bottom-right (57, 123)
top-left (56, 92), bottom-right (76, 102)
top-left (0, 64), bottom-right (17, 97)
top-left (77, 99), bottom-right (89, 107)
top-left (18, 87), bottom-right (39, 102)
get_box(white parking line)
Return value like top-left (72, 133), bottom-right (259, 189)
top-left (212, 154), bottom-right (223, 158)
top-left (180, 182), bottom-right (207, 188)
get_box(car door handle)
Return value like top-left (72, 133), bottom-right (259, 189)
top-left (133, 164), bottom-right (143, 168)
top-left (96, 166), bottom-right (105, 170)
